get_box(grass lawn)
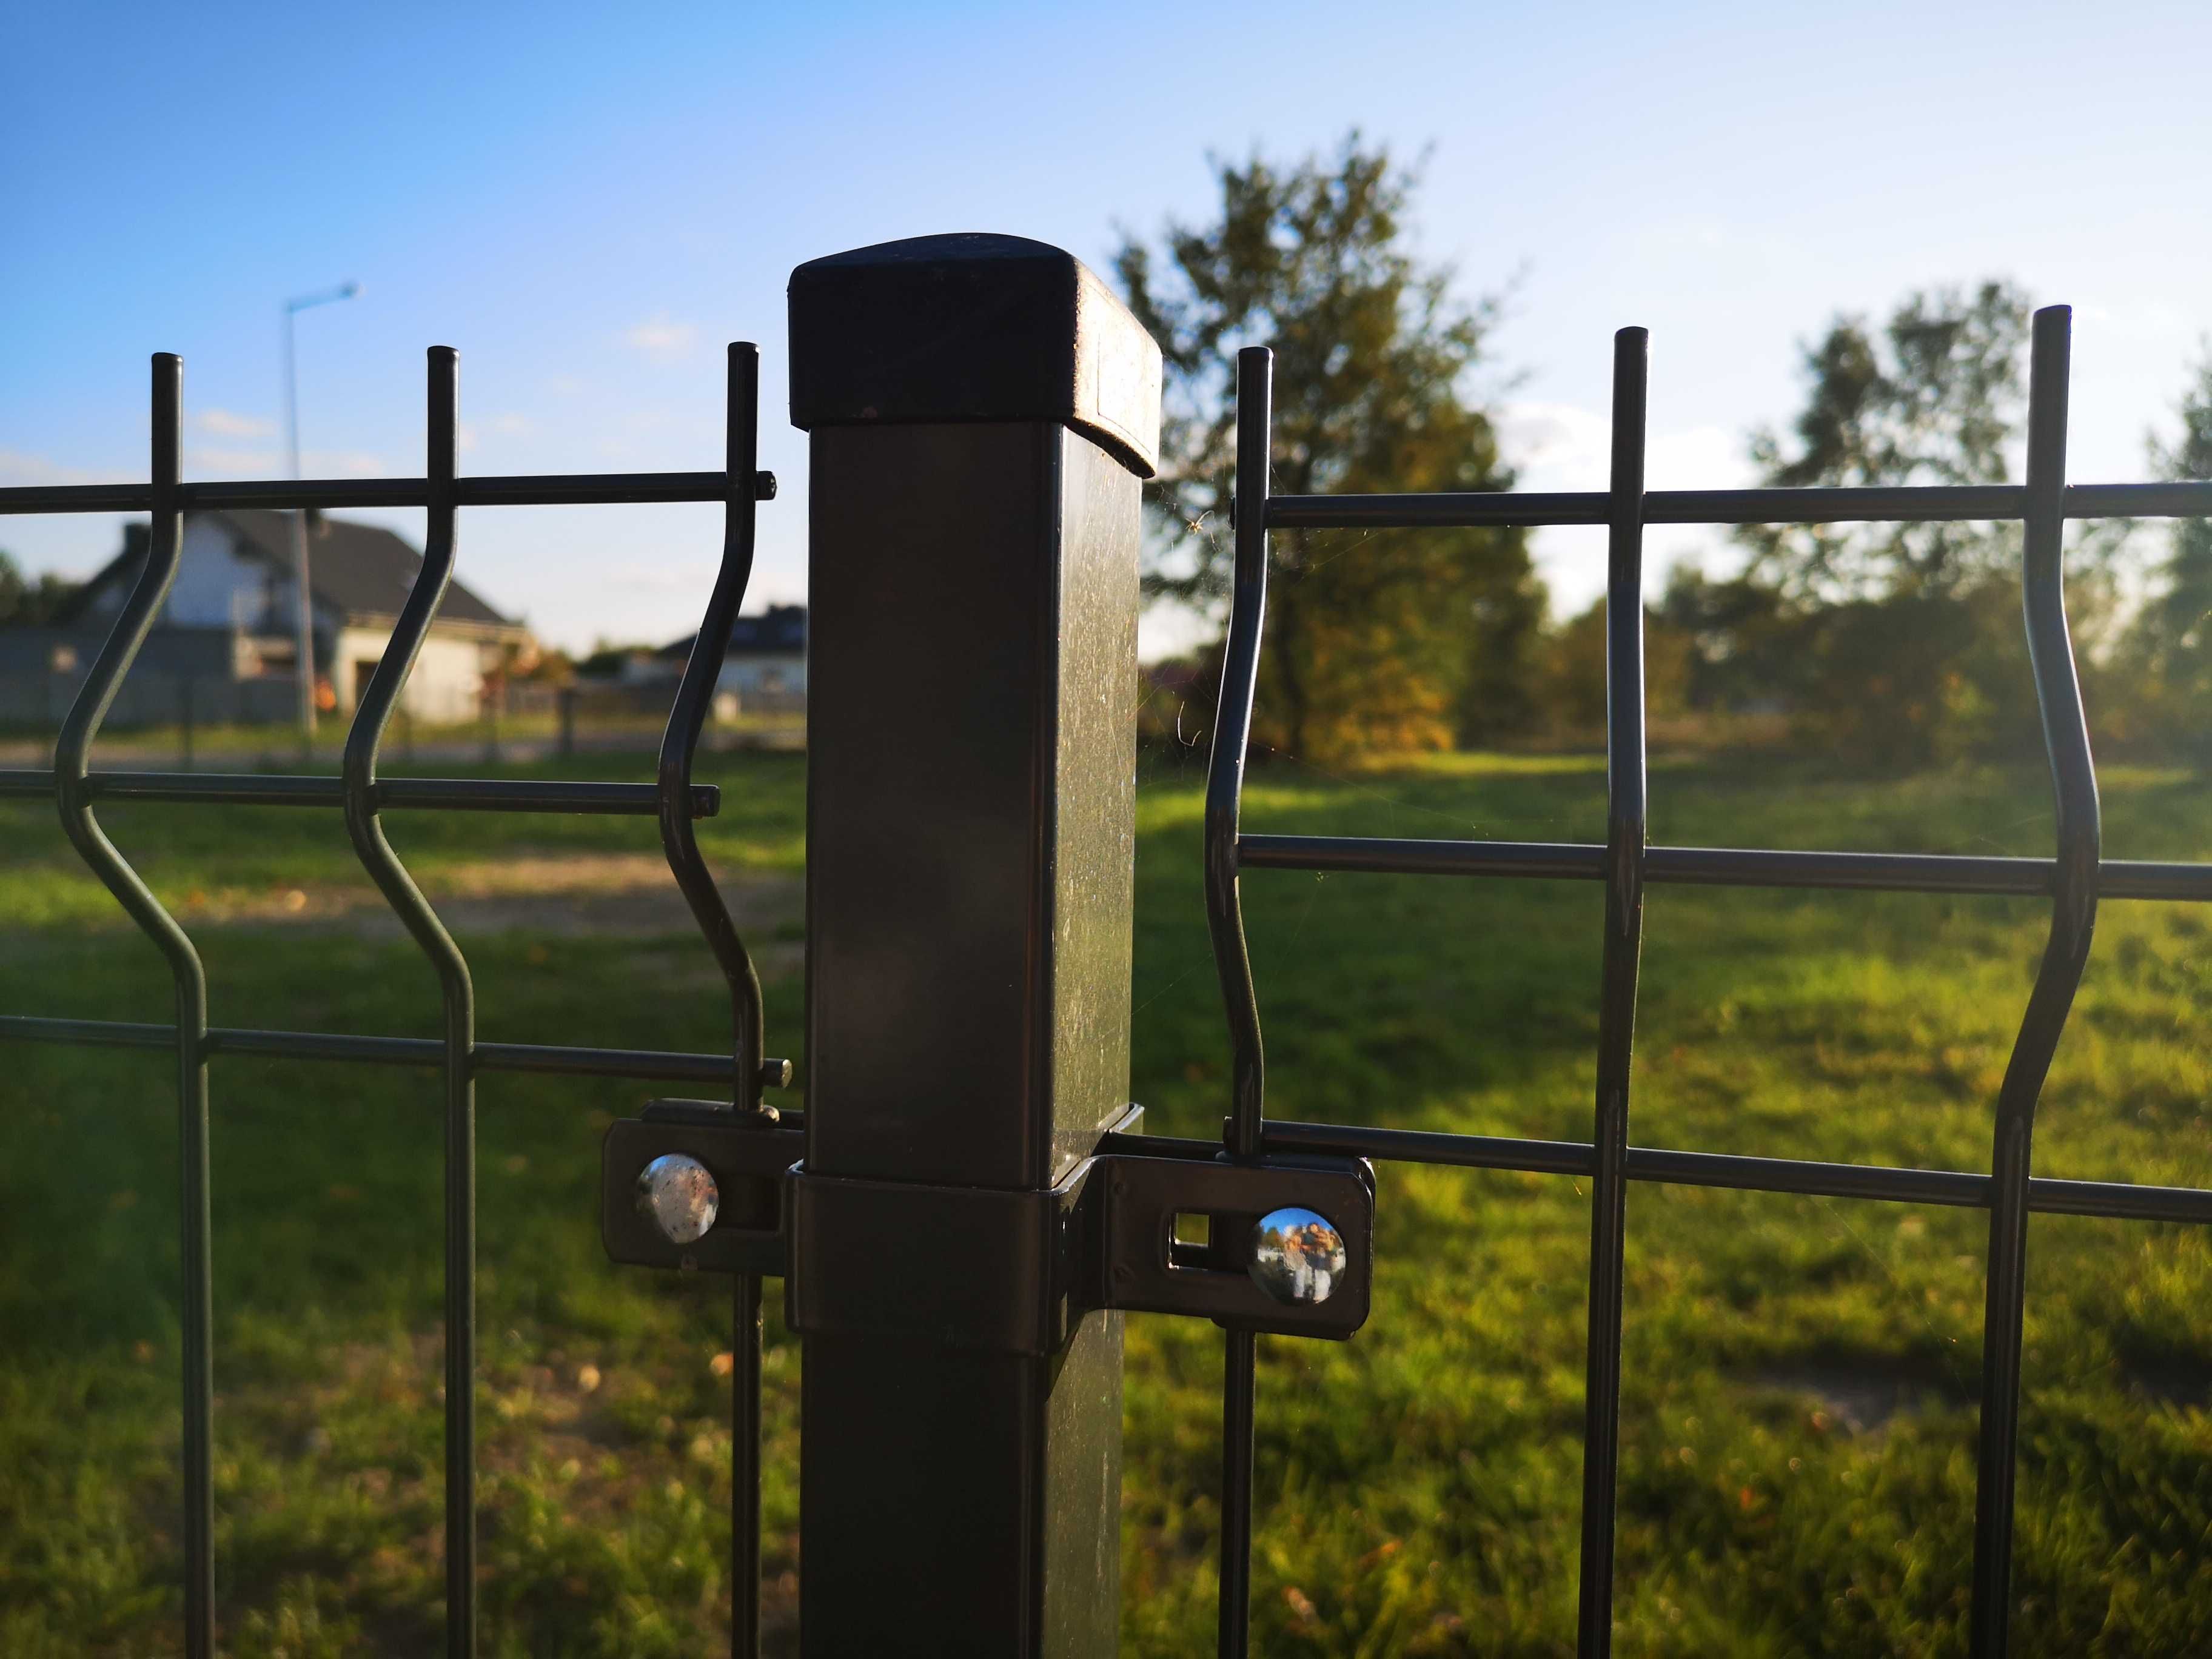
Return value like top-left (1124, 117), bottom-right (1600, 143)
top-left (2, 745), bottom-right (2210, 1655)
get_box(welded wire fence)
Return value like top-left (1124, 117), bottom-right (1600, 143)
top-left (0, 343), bottom-right (786, 1659)
top-left (1198, 309), bottom-right (2212, 1659)
top-left (10, 304), bottom-right (2212, 1659)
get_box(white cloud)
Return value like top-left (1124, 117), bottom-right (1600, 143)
top-left (186, 444), bottom-right (278, 474)
top-left (458, 412), bottom-right (535, 452)
top-left (624, 315), bottom-right (697, 360)
top-left (0, 449), bottom-right (103, 487)
top-left (1500, 401), bottom-right (1747, 492)
top-left (1648, 424), bottom-right (1748, 491)
top-left (308, 449), bottom-right (387, 477)
top-left (1498, 401), bottom-right (1755, 615)
top-left (186, 445), bottom-right (387, 478)
top-left (1500, 400), bottom-right (1609, 491)
top-left (608, 557), bottom-right (721, 594)
top-left (2078, 300), bottom-right (2197, 344)
top-left (193, 407), bottom-right (274, 438)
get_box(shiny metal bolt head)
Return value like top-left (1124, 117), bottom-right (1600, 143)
top-left (636, 1153), bottom-right (719, 1245)
top-left (1249, 1207), bottom-right (1346, 1305)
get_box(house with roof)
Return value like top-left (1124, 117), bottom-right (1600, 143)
top-left (655, 604), bottom-right (806, 712)
top-left (580, 604), bottom-right (807, 717)
top-left (0, 511), bottom-right (531, 728)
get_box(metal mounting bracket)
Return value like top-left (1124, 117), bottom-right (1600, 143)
top-left (600, 1102), bottom-right (1376, 1356)
top-left (600, 1099), bottom-right (805, 1277)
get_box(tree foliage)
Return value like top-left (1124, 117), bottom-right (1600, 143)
top-left (1740, 281), bottom-right (2029, 601)
top-left (2080, 349), bottom-right (2212, 756)
top-left (1116, 136), bottom-right (1543, 762)
top-left (0, 551), bottom-right (79, 628)
top-left (1673, 282), bottom-right (2135, 766)
top-left (2118, 349), bottom-right (2212, 743)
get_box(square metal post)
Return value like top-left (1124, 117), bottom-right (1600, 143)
top-left (788, 234), bottom-right (1161, 1657)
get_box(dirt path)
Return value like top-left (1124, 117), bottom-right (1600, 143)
top-left (173, 853), bottom-right (803, 957)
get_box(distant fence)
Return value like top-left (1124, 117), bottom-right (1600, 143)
top-left (0, 626), bottom-right (298, 731)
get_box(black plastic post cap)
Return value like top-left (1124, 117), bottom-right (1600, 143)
top-left (788, 233), bottom-right (1162, 478)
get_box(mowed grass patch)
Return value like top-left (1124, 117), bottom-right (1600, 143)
top-left (2, 748), bottom-right (2210, 1654)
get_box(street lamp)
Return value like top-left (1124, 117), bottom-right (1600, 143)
top-left (282, 281), bottom-right (360, 752)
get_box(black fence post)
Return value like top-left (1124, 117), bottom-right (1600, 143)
top-left (557, 682), bottom-right (577, 759)
top-left (787, 234), bottom-right (1161, 1656)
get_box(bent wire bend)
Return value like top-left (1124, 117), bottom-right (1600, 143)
top-left (1968, 306), bottom-right (2101, 1659)
top-left (652, 341), bottom-right (781, 1659)
top-left (1209, 346), bottom-right (1275, 1157)
top-left (53, 354), bottom-right (216, 1659)
top-left (655, 341), bottom-right (780, 1116)
top-left (1577, 326), bottom-right (1651, 1659)
top-left (338, 347), bottom-right (480, 1657)
top-left (1203, 344), bottom-right (1275, 1659)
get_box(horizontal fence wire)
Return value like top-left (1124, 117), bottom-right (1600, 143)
top-left (0, 771), bottom-right (718, 816)
top-left (1095, 1125), bottom-right (2212, 1227)
top-left (1240, 835), bottom-right (2212, 900)
top-left (0, 471), bottom-right (744, 515)
top-left (1264, 478), bottom-right (2212, 529)
top-left (1207, 313), bottom-right (2212, 1659)
top-left (1, 349), bottom-right (783, 1659)
top-left (0, 1015), bottom-right (746, 1081)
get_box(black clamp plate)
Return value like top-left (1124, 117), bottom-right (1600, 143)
top-left (600, 1100), bottom-right (804, 1277)
top-left (786, 1155), bottom-right (1096, 1356)
top-left (1092, 1148), bottom-right (1374, 1339)
top-left (601, 1102), bottom-right (1376, 1356)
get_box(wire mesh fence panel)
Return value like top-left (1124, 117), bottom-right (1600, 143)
top-left (1202, 309), bottom-right (2212, 1659)
top-left (7, 269), bottom-right (2212, 1659)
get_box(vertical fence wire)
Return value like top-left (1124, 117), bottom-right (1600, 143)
top-left (657, 343), bottom-right (774, 1118)
top-left (339, 347), bottom-right (478, 1657)
top-left (1968, 305), bottom-right (2099, 1659)
top-left (1575, 326), bottom-right (1650, 1659)
top-left (1205, 344), bottom-right (1275, 1659)
top-left (53, 353), bottom-right (215, 1658)
top-left (651, 341), bottom-right (777, 1658)
top-left (729, 1274), bottom-right (765, 1658)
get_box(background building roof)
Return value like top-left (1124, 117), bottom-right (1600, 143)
top-left (657, 603), bottom-right (806, 660)
top-left (68, 512), bottom-right (519, 632)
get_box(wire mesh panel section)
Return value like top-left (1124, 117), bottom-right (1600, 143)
top-left (1202, 307), bottom-right (2212, 1659)
top-left (0, 345), bottom-right (783, 1659)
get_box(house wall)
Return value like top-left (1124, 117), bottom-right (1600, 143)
top-left (81, 518), bottom-right (341, 642)
top-left (0, 626), bottom-right (297, 727)
top-left (168, 518), bottom-right (280, 628)
top-left (714, 651), bottom-right (807, 701)
top-left (58, 519), bottom-right (504, 727)
top-left (332, 626), bottom-right (490, 723)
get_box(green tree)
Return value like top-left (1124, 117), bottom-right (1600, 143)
top-left (1116, 136), bottom-right (1543, 762)
top-left (0, 550), bottom-right (81, 627)
top-left (1740, 281), bottom-right (2029, 601)
top-left (1543, 595), bottom-right (1692, 734)
top-left (2119, 347), bottom-right (2212, 748)
top-left (1711, 282), bottom-right (2127, 765)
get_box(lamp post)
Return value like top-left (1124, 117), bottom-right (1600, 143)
top-left (282, 281), bottom-right (360, 754)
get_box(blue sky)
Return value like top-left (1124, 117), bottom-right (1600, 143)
top-left (6, 0), bottom-right (2210, 655)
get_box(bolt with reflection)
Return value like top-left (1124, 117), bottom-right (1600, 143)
top-left (1249, 1206), bottom-right (1346, 1305)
